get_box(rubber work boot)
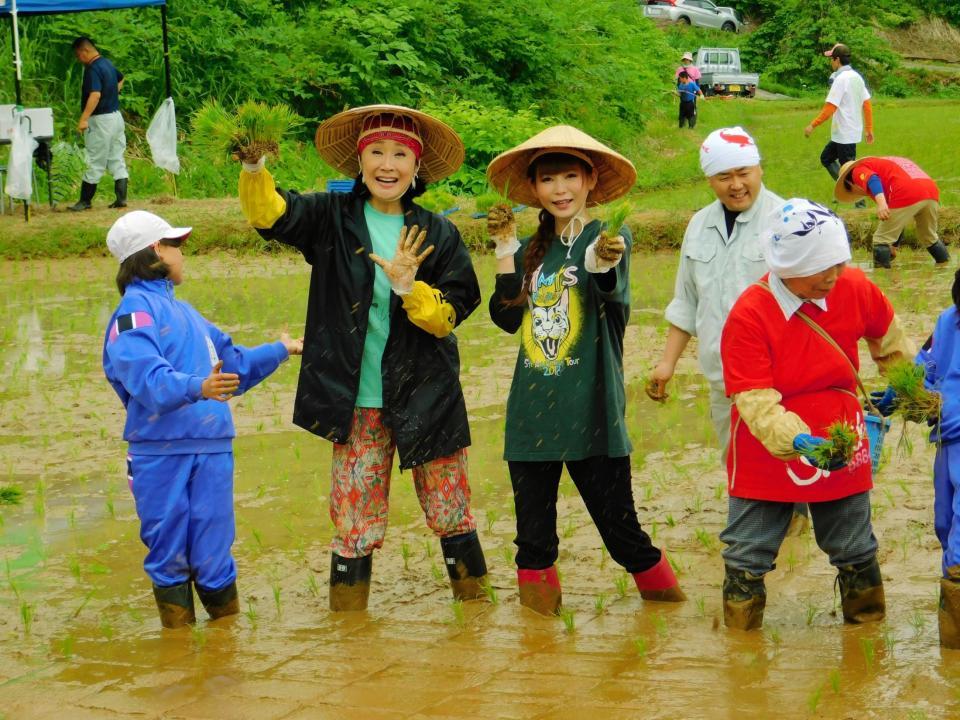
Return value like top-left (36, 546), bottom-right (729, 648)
top-left (939, 565), bottom-right (960, 649)
top-left (517, 566), bottom-right (562, 616)
top-left (632, 550), bottom-right (686, 602)
top-left (723, 566), bottom-right (766, 630)
top-left (927, 239), bottom-right (950, 265)
top-left (153, 581), bottom-right (196, 629)
top-left (873, 244), bottom-right (893, 269)
top-left (440, 530), bottom-right (489, 601)
top-left (837, 556), bottom-right (886, 624)
top-left (825, 159), bottom-right (841, 181)
top-left (69, 181), bottom-right (97, 211)
top-left (196, 580), bottom-right (240, 620)
top-left (329, 553), bottom-right (372, 611)
top-left (108, 178), bottom-right (128, 209)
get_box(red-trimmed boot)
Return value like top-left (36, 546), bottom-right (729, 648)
top-left (633, 550), bottom-right (686, 602)
top-left (518, 566), bottom-right (562, 616)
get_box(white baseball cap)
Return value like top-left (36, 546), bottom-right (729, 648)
top-left (107, 210), bottom-right (192, 263)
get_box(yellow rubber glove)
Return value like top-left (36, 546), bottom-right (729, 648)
top-left (238, 160), bottom-right (286, 229)
top-left (401, 281), bottom-right (456, 338)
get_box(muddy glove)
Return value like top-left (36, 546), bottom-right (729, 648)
top-left (241, 155), bottom-right (266, 174)
top-left (369, 224), bottom-right (435, 296)
top-left (487, 205), bottom-right (520, 259)
top-left (793, 433), bottom-right (847, 471)
top-left (869, 387), bottom-right (897, 417)
top-left (585, 233), bottom-right (625, 273)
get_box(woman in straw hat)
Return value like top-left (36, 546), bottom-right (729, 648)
top-left (718, 198), bottom-right (913, 631)
top-left (237, 105), bottom-right (488, 611)
top-left (486, 125), bottom-right (685, 615)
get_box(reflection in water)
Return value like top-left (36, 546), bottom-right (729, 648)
top-left (15, 308), bottom-right (65, 376)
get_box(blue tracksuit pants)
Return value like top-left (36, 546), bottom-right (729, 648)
top-left (934, 441), bottom-right (960, 576)
top-left (129, 452), bottom-right (236, 591)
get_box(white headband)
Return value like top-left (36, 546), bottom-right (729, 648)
top-left (700, 126), bottom-right (761, 177)
top-left (764, 199), bottom-right (851, 279)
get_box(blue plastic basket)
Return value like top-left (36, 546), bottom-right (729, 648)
top-left (865, 413), bottom-right (891, 474)
top-left (326, 179), bottom-right (356, 193)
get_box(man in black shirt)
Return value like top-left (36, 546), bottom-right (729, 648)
top-left (70, 37), bottom-right (128, 211)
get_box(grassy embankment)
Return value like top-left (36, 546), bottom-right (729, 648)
top-left (1, 97), bottom-right (958, 259)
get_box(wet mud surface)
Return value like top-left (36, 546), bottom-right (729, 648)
top-left (0, 251), bottom-right (957, 719)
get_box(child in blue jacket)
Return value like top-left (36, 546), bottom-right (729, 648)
top-left (913, 269), bottom-right (960, 648)
top-left (102, 210), bottom-right (302, 628)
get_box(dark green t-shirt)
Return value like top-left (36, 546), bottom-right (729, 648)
top-left (489, 220), bottom-right (632, 461)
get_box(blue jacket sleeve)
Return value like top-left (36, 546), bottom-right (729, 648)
top-left (105, 320), bottom-right (204, 415)
top-left (206, 321), bottom-right (289, 395)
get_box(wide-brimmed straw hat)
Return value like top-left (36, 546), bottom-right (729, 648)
top-left (834, 157), bottom-right (877, 203)
top-left (486, 125), bottom-right (637, 207)
top-left (314, 104), bottom-right (464, 184)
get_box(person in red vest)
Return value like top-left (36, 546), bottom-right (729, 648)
top-left (718, 198), bottom-right (914, 630)
top-left (836, 156), bottom-right (949, 269)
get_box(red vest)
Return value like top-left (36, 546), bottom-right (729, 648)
top-left (721, 269), bottom-right (894, 502)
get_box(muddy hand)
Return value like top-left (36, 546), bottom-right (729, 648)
top-left (202, 360), bottom-right (240, 401)
top-left (646, 362), bottom-right (673, 403)
top-left (595, 233), bottom-right (626, 263)
top-left (280, 331), bottom-right (304, 356)
top-left (487, 205), bottom-right (519, 259)
top-left (369, 224), bottom-right (434, 295)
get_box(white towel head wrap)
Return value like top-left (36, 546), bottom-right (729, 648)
top-left (764, 198), bottom-right (851, 279)
top-left (699, 126), bottom-right (761, 177)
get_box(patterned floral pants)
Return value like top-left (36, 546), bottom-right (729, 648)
top-left (329, 408), bottom-right (476, 558)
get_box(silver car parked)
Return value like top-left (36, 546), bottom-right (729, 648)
top-left (642, 0), bottom-right (745, 33)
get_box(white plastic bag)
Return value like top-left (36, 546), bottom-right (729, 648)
top-left (5, 111), bottom-right (37, 200)
top-left (146, 97), bottom-right (180, 174)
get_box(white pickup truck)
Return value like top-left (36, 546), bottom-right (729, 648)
top-left (695, 47), bottom-right (759, 98)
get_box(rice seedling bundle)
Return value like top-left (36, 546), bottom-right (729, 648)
top-left (806, 421), bottom-right (858, 467)
top-left (885, 360), bottom-right (942, 424)
top-left (191, 100), bottom-right (302, 164)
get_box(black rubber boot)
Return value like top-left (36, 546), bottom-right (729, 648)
top-left (825, 160), bottom-right (841, 181)
top-left (329, 553), bottom-right (372, 611)
top-left (153, 581), bottom-right (196, 629)
top-left (69, 181), bottom-right (97, 211)
top-left (722, 566), bottom-right (766, 630)
top-left (196, 580), bottom-right (239, 620)
top-left (108, 178), bottom-right (128, 209)
top-left (837, 556), bottom-right (885, 624)
top-left (854, 199), bottom-right (867, 209)
top-left (440, 530), bottom-right (489, 601)
top-left (873, 244), bottom-right (893, 269)
top-left (928, 240), bottom-right (950, 265)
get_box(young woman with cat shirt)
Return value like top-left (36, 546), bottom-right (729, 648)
top-left (486, 126), bottom-right (685, 615)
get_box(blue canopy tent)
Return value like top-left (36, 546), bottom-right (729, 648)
top-left (0, 0), bottom-right (172, 105)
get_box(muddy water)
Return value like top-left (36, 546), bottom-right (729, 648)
top-left (0, 251), bottom-right (957, 719)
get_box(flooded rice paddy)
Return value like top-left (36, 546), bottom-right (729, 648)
top-left (0, 249), bottom-right (958, 719)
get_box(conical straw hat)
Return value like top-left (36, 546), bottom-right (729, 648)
top-left (315, 104), bottom-right (465, 184)
top-left (834, 157), bottom-right (878, 203)
top-left (486, 125), bottom-right (637, 207)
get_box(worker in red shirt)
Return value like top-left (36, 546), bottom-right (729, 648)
top-left (836, 156), bottom-right (949, 269)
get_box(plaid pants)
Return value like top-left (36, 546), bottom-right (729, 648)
top-left (720, 491), bottom-right (877, 576)
top-left (329, 408), bottom-right (476, 558)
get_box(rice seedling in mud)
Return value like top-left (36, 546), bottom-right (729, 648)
top-left (594, 593), bottom-right (608, 615)
top-left (190, 100), bottom-right (302, 164)
top-left (306, 573), bottom-right (320, 598)
top-left (450, 599), bottom-right (466, 627)
top-left (422, 539), bottom-right (434, 559)
top-left (484, 509), bottom-right (500, 534)
top-left (0, 485), bottom-right (23, 505)
top-left (20, 601), bottom-right (33, 635)
top-left (886, 360), bottom-right (942, 425)
top-left (651, 611), bottom-right (668, 637)
top-left (829, 669), bottom-right (841, 694)
top-left (807, 685), bottom-right (823, 714)
top-left (244, 599), bottom-right (258, 630)
top-left (431, 563), bottom-right (444, 582)
top-left (599, 546), bottom-right (608, 570)
top-left (633, 636), bottom-right (648, 658)
top-left (33, 479), bottom-right (46, 517)
top-left (59, 634), bottom-right (75, 659)
top-left (695, 595), bottom-right (706, 618)
top-left (400, 541), bottom-right (412, 570)
top-left (694, 527), bottom-right (715, 551)
top-left (615, 574), bottom-right (629, 598)
top-left (481, 579), bottom-right (499, 606)
top-left (909, 610), bottom-right (927, 636)
top-left (860, 637), bottom-right (876, 671)
top-left (500, 546), bottom-right (513, 565)
top-left (805, 421), bottom-right (858, 468)
top-left (560, 607), bottom-right (576, 634)
top-left (271, 580), bottom-right (283, 618)
top-left (805, 602), bottom-right (819, 626)
top-left (881, 624), bottom-right (898, 653)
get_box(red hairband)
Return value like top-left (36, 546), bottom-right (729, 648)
top-left (357, 130), bottom-right (423, 159)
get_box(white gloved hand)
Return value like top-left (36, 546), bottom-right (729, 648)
top-left (242, 155), bottom-right (266, 174)
top-left (585, 234), bottom-right (625, 273)
top-left (487, 205), bottom-right (520, 259)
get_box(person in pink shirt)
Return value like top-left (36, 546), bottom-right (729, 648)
top-left (675, 51), bottom-right (702, 83)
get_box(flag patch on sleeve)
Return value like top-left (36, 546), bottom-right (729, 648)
top-left (109, 311), bottom-right (154, 342)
